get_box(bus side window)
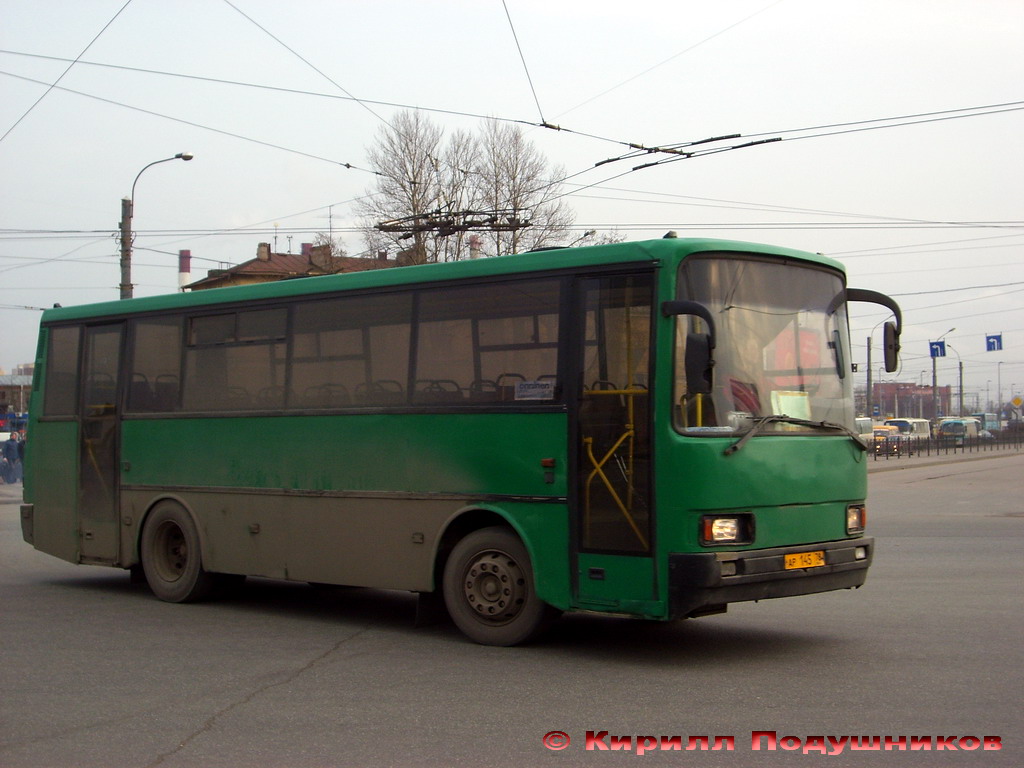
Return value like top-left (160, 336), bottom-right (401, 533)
top-left (292, 294), bottom-right (412, 409)
top-left (128, 317), bottom-right (183, 413)
top-left (415, 278), bottom-right (562, 406)
top-left (183, 310), bottom-right (287, 412)
top-left (42, 325), bottom-right (81, 417)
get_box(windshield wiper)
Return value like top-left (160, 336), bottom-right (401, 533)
top-left (724, 415), bottom-right (867, 456)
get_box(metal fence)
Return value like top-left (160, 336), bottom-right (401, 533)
top-left (871, 430), bottom-right (1024, 461)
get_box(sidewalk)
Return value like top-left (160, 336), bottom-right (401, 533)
top-left (0, 484), bottom-right (24, 508)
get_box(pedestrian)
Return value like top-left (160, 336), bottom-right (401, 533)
top-left (2, 432), bottom-right (21, 484)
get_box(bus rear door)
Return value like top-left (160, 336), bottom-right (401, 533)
top-left (77, 323), bottom-right (124, 563)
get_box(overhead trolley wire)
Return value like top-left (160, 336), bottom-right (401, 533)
top-left (0, 49), bottom-right (637, 150)
top-left (0, 50), bottom-right (538, 128)
top-left (220, 0), bottom-right (388, 125)
top-left (743, 100), bottom-right (1024, 141)
top-left (6, 46), bottom-right (1017, 167)
top-left (591, 102), bottom-right (1024, 175)
top-left (501, 0), bottom-right (548, 126)
top-left (554, 0), bottom-right (787, 119)
top-left (0, 71), bottom-right (377, 173)
top-left (0, 0), bottom-right (133, 145)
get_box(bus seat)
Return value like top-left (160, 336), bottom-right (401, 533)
top-left (414, 379), bottom-right (465, 404)
top-left (496, 372), bottom-right (526, 402)
top-left (225, 387), bottom-right (251, 408)
top-left (256, 386), bottom-right (287, 409)
top-left (152, 375), bottom-right (180, 412)
top-left (301, 383), bottom-right (350, 408)
top-left (729, 378), bottom-right (761, 416)
top-left (128, 374), bottom-right (155, 411)
top-left (468, 379), bottom-right (499, 402)
top-left (355, 380), bottom-right (406, 405)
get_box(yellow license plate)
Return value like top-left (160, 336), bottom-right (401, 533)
top-left (785, 550), bottom-right (825, 570)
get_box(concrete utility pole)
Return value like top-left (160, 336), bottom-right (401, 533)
top-left (946, 342), bottom-right (964, 416)
top-left (119, 152), bottom-right (193, 300)
top-left (865, 336), bottom-right (872, 418)
top-left (955, 354), bottom-right (964, 417)
top-left (931, 327), bottom-right (954, 421)
top-left (118, 197), bottom-right (133, 300)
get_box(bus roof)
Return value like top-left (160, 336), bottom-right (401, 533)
top-left (40, 237), bottom-right (845, 324)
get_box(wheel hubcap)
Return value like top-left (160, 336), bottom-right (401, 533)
top-left (155, 522), bottom-right (186, 581)
top-left (462, 549), bottom-right (527, 624)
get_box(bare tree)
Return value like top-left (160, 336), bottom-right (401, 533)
top-left (354, 111), bottom-right (446, 265)
top-left (357, 111), bottom-right (574, 262)
top-left (593, 228), bottom-right (627, 245)
top-left (431, 127), bottom-right (481, 262)
top-left (473, 119), bottom-right (574, 257)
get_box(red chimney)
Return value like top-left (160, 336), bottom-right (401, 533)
top-left (178, 250), bottom-right (192, 291)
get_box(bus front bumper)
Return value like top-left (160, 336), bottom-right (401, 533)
top-left (668, 537), bottom-right (873, 619)
top-left (20, 503), bottom-right (33, 544)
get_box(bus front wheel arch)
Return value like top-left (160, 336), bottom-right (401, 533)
top-left (442, 526), bottom-right (559, 646)
top-left (139, 501), bottom-right (215, 603)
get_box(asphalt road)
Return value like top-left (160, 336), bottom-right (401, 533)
top-left (1, 452), bottom-right (1021, 767)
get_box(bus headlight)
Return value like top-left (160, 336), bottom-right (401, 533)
top-left (846, 504), bottom-right (866, 534)
top-left (700, 514), bottom-right (753, 545)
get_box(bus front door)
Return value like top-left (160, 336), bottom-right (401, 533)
top-left (77, 323), bottom-right (123, 563)
top-left (573, 273), bottom-right (657, 614)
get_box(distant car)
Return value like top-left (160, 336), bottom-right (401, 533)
top-left (873, 425), bottom-right (902, 455)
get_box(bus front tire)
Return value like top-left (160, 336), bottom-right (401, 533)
top-left (442, 526), bottom-right (558, 646)
top-left (140, 502), bottom-right (215, 603)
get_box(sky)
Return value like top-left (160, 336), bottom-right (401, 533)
top-left (1, 0), bottom-right (1022, 411)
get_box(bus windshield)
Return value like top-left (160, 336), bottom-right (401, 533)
top-left (673, 253), bottom-right (854, 436)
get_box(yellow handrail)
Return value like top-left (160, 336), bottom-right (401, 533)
top-left (581, 385), bottom-right (649, 550)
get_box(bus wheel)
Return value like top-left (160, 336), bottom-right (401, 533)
top-left (443, 526), bottom-right (557, 646)
top-left (140, 502), bottom-right (215, 603)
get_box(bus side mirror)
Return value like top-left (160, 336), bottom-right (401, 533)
top-left (883, 320), bottom-right (900, 372)
top-left (662, 300), bottom-right (716, 395)
top-left (846, 288), bottom-right (902, 373)
top-left (685, 332), bottom-right (713, 395)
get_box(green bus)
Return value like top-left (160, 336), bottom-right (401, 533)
top-left (20, 236), bottom-right (901, 645)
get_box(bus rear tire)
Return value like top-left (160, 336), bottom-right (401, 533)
top-left (140, 502), bottom-right (215, 603)
top-left (442, 526), bottom-right (558, 646)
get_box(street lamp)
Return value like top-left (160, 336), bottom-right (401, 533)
top-left (119, 152), bottom-right (193, 300)
top-left (876, 366), bottom-right (890, 417)
top-left (865, 319), bottom-right (889, 419)
top-left (946, 342), bottom-right (963, 416)
top-left (997, 361), bottom-right (1003, 418)
top-left (567, 230), bottom-right (597, 247)
top-left (931, 327), bottom-right (955, 421)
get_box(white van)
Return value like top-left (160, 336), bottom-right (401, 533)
top-left (855, 417), bottom-right (874, 443)
top-left (970, 413), bottom-right (1000, 433)
top-left (884, 417), bottom-right (931, 440)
